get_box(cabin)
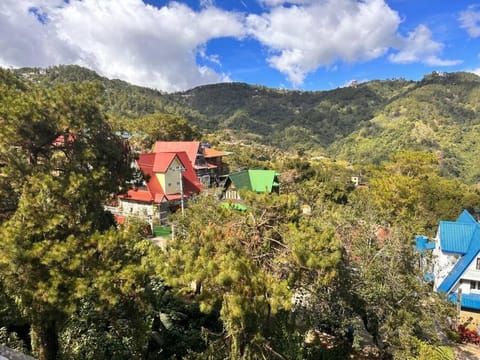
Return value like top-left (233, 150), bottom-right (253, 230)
top-left (222, 169), bottom-right (280, 201)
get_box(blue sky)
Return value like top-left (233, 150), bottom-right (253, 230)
top-left (1, 0), bottom-right (479, 92)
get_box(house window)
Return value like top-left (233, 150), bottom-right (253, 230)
top-left (476, 258), bottom-right (480, 270)
top-left (471, 281), bottom-right (477, 290)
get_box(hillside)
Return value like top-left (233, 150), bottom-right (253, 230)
top-left (330, 72), bottom-right (480, 182)
top-left (11, 65), bottom-right (480, 183)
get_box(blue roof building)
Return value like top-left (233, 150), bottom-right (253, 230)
top-left (432, 210), bottom-right (480, 311)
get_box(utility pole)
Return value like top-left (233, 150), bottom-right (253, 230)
top-left (179, 167), bottom-right (184, 216)
top-left (172, 165), bottom-right (186, 216)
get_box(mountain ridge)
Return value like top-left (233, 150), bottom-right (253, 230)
top-left (10, 65), bottom-right (480, 183)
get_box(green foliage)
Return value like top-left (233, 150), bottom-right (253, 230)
top-left (161, 192), bottom-right (344, 358)
top-left (117, 112), bottom-right (199, 152)
top-left (14, 65), bottom-right (480, 183)
top-left (413, 340), bottom-right (454, 360)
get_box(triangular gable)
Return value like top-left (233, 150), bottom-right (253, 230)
top-left (152, 152), bottom-right (178, 173)
top-left (457, 209), bottom-right (477, 224)
top-left (227, 170), bottom-right (280, 193)
top-left (248, 170), bottom-right (279, 193)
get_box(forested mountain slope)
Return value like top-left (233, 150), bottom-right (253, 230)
top-left (13, 65), bottom-right (480, 182)
top-left (330, 72), bottom-right (480, 183)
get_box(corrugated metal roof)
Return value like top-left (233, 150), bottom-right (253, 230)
top-left (449, 292), bottom-right (480, 311)
top-left (249, 170), bottom-right (278, 193)
top-left (439, 221), bottom-right (476, 254)
top-left (437, 211), bottom-right (480, 294)
top-left (457, 209), bottom-right (477, 224)
top-left (152, 141), bottom-right (200, 165)
top-left (227, 170), bottom-right (280, 193)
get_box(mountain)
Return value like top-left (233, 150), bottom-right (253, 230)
top-left (11, 65), bottom-right (480, 183)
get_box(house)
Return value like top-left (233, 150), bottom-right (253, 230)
top-left (429, 210), bottom-right (480, 321)
top-left (118, 151), bottom-right (202, 220)
top-left (222, 169), bottom-right (280, 201)
top-left (152, 141), bottom-right (228, 187)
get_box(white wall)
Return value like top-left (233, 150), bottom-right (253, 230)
top-left (119, 199), bottom-right (154, 217)
top-left (433, 232), bottom-right (460, 291)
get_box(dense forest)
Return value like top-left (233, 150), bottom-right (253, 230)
top-left (1, 66), bottom-right (480, 359)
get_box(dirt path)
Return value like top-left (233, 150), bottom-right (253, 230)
top-left (454, 343), bottom-right (480, 359)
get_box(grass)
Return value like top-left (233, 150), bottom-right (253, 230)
top-left (153, 225), bottom-right (172, 237)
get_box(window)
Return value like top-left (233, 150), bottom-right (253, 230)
top-left (476, 258), bottom-right (480, 270)
top-left (471, 281), bottom-right (477, 290)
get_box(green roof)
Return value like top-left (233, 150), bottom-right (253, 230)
top-left (227, 170), bottom-right (279, 193)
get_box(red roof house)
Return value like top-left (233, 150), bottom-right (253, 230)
top-left (119, 151), bottom-right (202, 217)
top-left (152, 141), bottom-right (228, 186)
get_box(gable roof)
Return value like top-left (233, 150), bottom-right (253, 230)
top-left (437, 210), bottom-right (480, 294)
top-left (227, 170), bottom-right (280, 193)
top-left (439, 222), bottom-right (477, 254)
top-left (121, 151), bottom-right (202, 204)
top-left (152, 141), bottom-right (200, 165)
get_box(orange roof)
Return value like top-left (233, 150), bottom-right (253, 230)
top-left (152, 141), bottom-right (200, 165)
top-left (204, 147), bottom-right (228, 158)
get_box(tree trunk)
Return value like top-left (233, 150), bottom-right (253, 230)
top-left (31, 320), bottom-right (58, 360)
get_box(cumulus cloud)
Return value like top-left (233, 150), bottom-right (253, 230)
top-left (389, 25), bottom-right (461, 66)
top-left (459, 5), bottom-right (480, 38)
top-left (246, 0), bottom-right (401, 86)
top-left (0, 0), bottom-right (243, 91)
top-left (0, 0), bottom-right (463, 90)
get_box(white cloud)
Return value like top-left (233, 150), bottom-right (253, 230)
top-left (0, 0), bottom-right (464, 91)
top-left (459, 5), bottom-right (480, 38)
top-left (467, 67), bottom-right (480, 77)
top-left (389, 25), bottom-right (461, 66)
top-left (246, 0), bottom-right (401, 86)
top-left (0, 0), bottom-right (243, 91)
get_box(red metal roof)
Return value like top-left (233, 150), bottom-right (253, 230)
top-left (152, 141), bottom-right (201, 165)
top-left (121, 150), bottom-right (202, 205)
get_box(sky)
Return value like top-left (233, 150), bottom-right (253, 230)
top-left (1, 0), bottom-right (480, 92)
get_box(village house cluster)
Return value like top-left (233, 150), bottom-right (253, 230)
top-left (113, 141), bottom-right (280, 229)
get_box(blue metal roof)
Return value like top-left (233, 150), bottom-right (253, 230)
top-left (415, 235), bottom-right (435, 254)
top-left (449, 292), bottom-right (480, 311)
top-left (437, 245), bottom-right (480, 293)
top-left (457, 209), bottom-right (477, 224)
top-left (437, 210), bottom-right (480, 294)
top-left (439, 222), bottom-right (476, 254)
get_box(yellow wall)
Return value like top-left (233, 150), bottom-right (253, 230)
top-left (156, 157), bottom-right (183, 195)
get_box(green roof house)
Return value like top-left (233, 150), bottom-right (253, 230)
top-left (223, 170), bottom-right (280, 201)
